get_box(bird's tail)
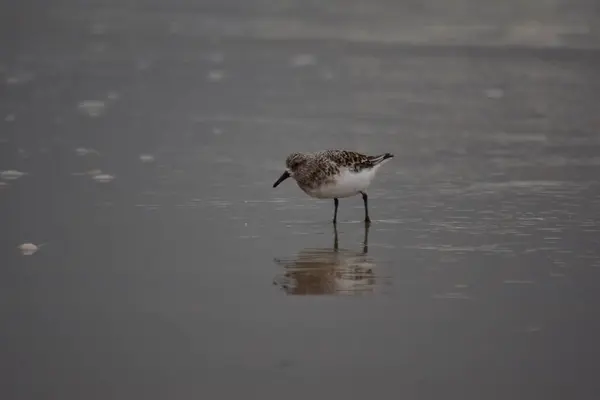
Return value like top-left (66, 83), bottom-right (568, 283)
top-left (368, 153), bottom-right (394, 165)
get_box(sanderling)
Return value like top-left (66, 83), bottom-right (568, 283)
top-left (273, 150), bottom-right (394, 223)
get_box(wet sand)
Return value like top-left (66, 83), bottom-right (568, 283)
top-left (1, 1), bottom-right (600, 399)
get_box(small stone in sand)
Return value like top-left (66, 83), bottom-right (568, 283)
top-left (93, 174), bottom-right (115, 183)
top-left (290, 54), bottom-right (317, 67)
top-left (207, 70), bottom-right (225, 82)
top-left (78, 100), bottom-right (106, 117)
top-left (19, 243), bottom-right (39, 256)
top-left (75, 147), bottom-right (100, 156)
top-left (1, 170), bottom-right (26, 180)
top-left (139, 154), bottom-right (155, 163)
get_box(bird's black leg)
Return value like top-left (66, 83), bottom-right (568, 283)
top-left (333, 222), bottom-right (339, 251)
top-left (360, 191), bottom-right (371, 223)
top-left (362, 221), bottom-right (370, 254)
top-left (333, 198), bottom-right (339, 224)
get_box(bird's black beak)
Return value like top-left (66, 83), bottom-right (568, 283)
top-left (273, 170), bottom-right (290, 188)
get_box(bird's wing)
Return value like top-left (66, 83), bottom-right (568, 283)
top-left (323, 150), bottom-right (392, 172)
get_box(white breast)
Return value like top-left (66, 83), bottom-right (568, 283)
top-left (309, 166), bottom-right (380, 199)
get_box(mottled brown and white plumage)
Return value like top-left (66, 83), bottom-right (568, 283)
top-left (273, 150), bottom-right (394, 223)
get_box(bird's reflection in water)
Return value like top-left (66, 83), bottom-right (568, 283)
top-left (274, 224), bottom-right (376, 295)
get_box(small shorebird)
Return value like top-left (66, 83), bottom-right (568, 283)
top-left (272, 150), bottom-right (393, 223)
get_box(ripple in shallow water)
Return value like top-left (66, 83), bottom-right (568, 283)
top-left (273, 224), bottom-right (384, 295)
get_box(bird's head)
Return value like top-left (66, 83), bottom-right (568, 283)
top-left (273, 152), bottom-right (308, 188)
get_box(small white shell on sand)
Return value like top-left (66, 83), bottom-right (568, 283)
top-left (78, 100), bottom-right (106, 117)
top-left (72, 169), bottom-right (103, 177)
top-left (75, 147), bottom-right (100, 156)
top-left (93, 173), bottom-right (115, 183)
top-left (139, 154), bottom-right (155, 163)
top-left (290, 54), bottom-right (317, 67)
top-left (1, 170), bottom-right (26, 180)
top-left (107, 91), bottom-right (120, 101)
top-left (6, 72), bottom-right (34, 85)
top-left (19, 243), bottom-right (40, 256)
top-left (207, 70), bottom-right (225, 82)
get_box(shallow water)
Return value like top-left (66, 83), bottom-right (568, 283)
top-left (1, 1), bottom-right (600, 399)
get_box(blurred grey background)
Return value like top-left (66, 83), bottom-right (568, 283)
top-left (1, 1), bottom-right (600, 399)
